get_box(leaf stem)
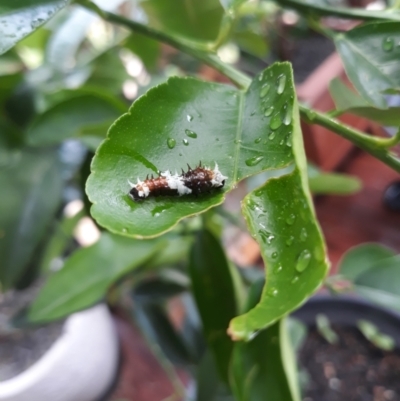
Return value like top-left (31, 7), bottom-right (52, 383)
top-left (299, 104), bottom-right (400, 173)
top-left (77, 0), bottom-right (251, 89)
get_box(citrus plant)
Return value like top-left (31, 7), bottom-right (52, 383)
top-left (1, 0), bottom-right (400, 400)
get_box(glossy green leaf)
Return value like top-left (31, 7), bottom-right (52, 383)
top-left (140, 0), bottom-right (224, 41)
top-left (28, 232), bottom-right (165, 322)
top-left (189, 228), bottom-right (239, 382)
top-left (0, 147), bottom-right (62, 289)
top-left (228, 166), bottom-right (328, 340)
top-left (87, 63), bottom-right (297, 238)
top-left (275, 0), bottom-right (400, 21)
top-left (230, 279), bottom-right (300, 401)
top-left (335, 22), bottom-right (400, 109)
top-left (339, 243), bottom-right (396, 281)
top-left (0, 0), bottom-right (69, 56)
top-left (27, 92), bottom-right (126, 146)
top-left (330, 78), bottom-right (400, 126)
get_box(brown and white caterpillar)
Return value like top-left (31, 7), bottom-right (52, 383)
top-left (128, 162), bottom-right (227, 201)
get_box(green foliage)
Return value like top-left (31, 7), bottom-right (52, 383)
top-left (334, 22), bottom-right (400, 109)
top-left (29, 232), bottom-right (165, 322)
top-left (0, 148), bottom-right (62, 289)
top-left (338, 243), bottom-right (400, 311)
top-left (2, 1), bottom-right (400, 400)
top-left (0, 0), bottom-right (69, 55)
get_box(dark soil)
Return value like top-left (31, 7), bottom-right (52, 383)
top-left (299, 326), bottom-right (400, 401)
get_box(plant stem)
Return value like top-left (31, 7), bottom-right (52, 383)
top-left (77, 0), bottom-right (250, 89)
top-left (299, 104), bottom-right (400, 173)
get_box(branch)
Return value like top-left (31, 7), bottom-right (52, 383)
top-left (299, 104), bottom-right (400, 173)
top-left (76, 0), bottom-right (251, 89)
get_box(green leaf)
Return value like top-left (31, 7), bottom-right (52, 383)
top-left (308, 173), bottom-right (362, 195)
top-left (87, 63), bottom-right (297, 238)
top-left (27, 91), bottom-right (127, 146)
top-left (140, 0), bottom-right (224, 41)
top-left (28, 232), bottom-right (165, 322)
top-left (0, 0), bottom-right (69, 56)
top-left (335, 22), bottom-right (400, 109)
top-left (189, 228), bottom-right (239, 383)
top-left (339, 243), bottom-right (396, 281)
top-left (330, 78), bottom-right (400, 126)
top-left (275, 0), bottom-right (400, 21)
top-left (0, 147), bottom-right (62, 289)
top-left (228, 153), bottom-right (328, 338)
top-left (230, 280), bottom-right (300, 401)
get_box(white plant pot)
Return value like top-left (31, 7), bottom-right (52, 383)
top-left (0, 304), bottom-right (119, 401)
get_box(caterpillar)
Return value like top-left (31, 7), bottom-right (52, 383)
top-left (128, 162), bottom-right (227, 201)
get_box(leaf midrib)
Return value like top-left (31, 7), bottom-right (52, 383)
top-left (232, 91), bottom-right (245, 183)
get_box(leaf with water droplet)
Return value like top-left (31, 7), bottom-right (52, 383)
top-left (335, 21), bottom-right (400, 108)
top-left (0, 0), bottom-right (69, 56)
top-left (245, 155), bottom-right (264, 166)
top-left (183, 138), bottom-right (189, 146)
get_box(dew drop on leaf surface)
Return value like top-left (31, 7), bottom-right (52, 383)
top-left (277, 74), bottom-right (287, 94)
top-left (183, 139), bottom-right (189, 146)
top-left (269, 114), bottom-right (282, 130)
top-left (186, 114), bottom-right (193, 122)
top-left (260, 83), bottom-right (270, 98)
top-left (296, 249), bottom-right (312, 273)
top-left (245, 155), bottom-right (264, 166)
top-left (264, 106), bottom-right (274, 117)
top-left (185, 129), bottom-right (197, 138)
top-left (286, 214), bottom-right (295, 225)
top-left (167, 138), bottom-right (176, 149)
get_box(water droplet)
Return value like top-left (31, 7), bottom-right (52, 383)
top-left (296, 249), bottom-right (312, 273)
top-left (271, 251), bottom-right (278, 259)
top-left (245, 155), bottom-right (264, 166)
top-left (258, 73), bottom-right (263, 81)
top-left (268, 132), bottom-right (276, 140)
top-left (259, 229), bottom-right (275, 244)
top-left (250, 110), bottom-right (256, 116)
top-left (300, 228), bottom-right (308, 242)
top-left (286, 236), bottom-right (294, 246)
top-left (277, 74), bottom-right (286, 94)
top-left (286, 214), bottom-right (295, 225)
top-left (269, 114), bottom-right (282, 130)
top-left (187, 114), bottom-right (193, 121)
top-left (167, 138), bottom-right (176, 149)
top-left (264, 106), bottom-right (274, 116)
top-left (122, 228), bottom-right (127, 233)
top-left (234, 139), bottom-right (242, 144)
top-left (283, 102), bottom-right (292, 125)
top-left (383, 37), bottom-right (394, 52)
top-left (179, 153), bottom-right (182, 156)
top-left (279, 139), bottom-right (284, 145)
top-left (260, 83), bottom-right (270, 98)
top-left (276, 264), bottom-right (283, 273)
top-left (247, 199), bottom-right (257, 210)
top-left (268, 288), bottom-right (278, 297)
top-left (154, 212), bottom-right (160, 217)
top-left (216, 138), bottom-right (220, 141)
top-left (255, 189), bottom-right (263, 197)
top-left (183, 139), bottom-right (189, 146)
top-left (291, 275), bottom-right (299, 284)
top-left (254, 137), bottom-right (262, 144)
top-left (185, 129), bottom-right (197, 138)
top-left (286, 134), bottom-right (292, 147)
